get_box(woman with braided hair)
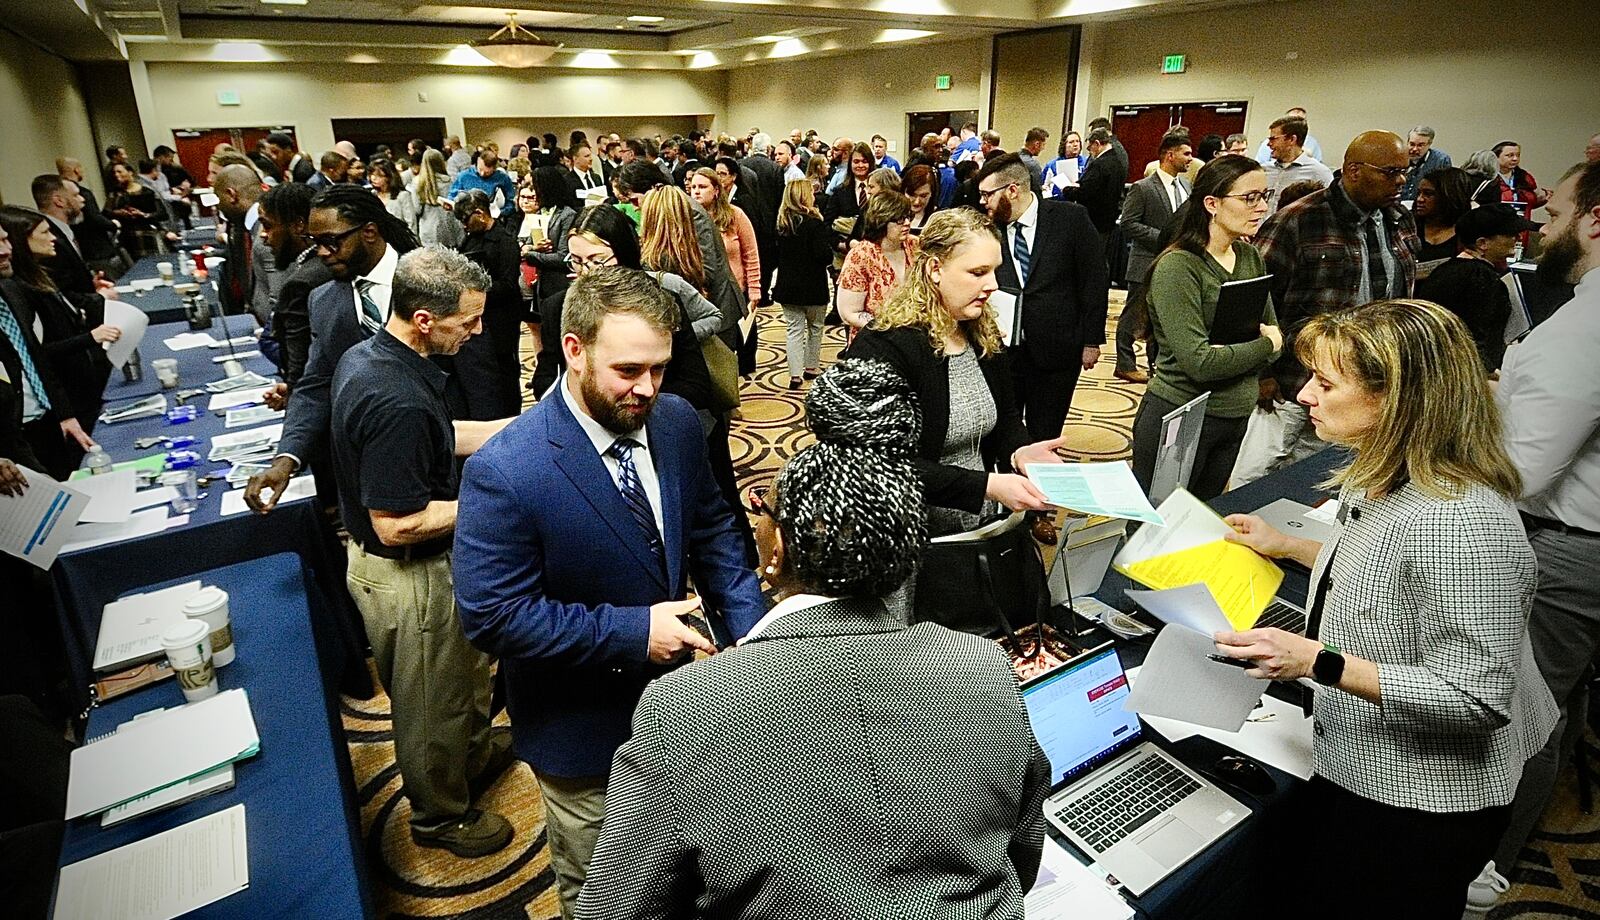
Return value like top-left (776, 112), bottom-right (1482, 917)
top-left (576, 357), bottom-right (1052, 919)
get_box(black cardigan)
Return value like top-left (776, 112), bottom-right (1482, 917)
top-left (15, 283), bottom-right (110, 424)
top-left (844, 325), bottom-right (1030, 513)
top-left (771, 216), bottom-right (834, 306)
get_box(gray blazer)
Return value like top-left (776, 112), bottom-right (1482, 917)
top-left (1120, 171), bottom-right (1187, 285)
top-left (575, 596), bottom-right (1052, 919)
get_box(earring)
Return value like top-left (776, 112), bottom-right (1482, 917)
top-left (762, 557), bottom-right (779, 577)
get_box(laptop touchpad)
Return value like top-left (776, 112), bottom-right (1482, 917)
top-left (1139, 818), bottom-right (1204, 868)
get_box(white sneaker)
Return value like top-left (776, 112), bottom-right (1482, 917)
top-left (1463, 860), bottom-right (1509, 918)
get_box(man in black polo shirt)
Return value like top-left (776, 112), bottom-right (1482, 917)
top-left (330, 245), bottom-right (515, 857)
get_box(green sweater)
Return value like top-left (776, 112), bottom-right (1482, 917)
top-left (1146, 242), bottom-right (1279, 418)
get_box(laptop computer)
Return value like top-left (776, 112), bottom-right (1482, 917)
top-left (1252, 498), bottom-right (1337, 547)
top-left (1022, 644), bottom-right (1248, 895)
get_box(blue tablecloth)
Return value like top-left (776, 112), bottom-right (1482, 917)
top-left (55, 553), bottom-right (373, 919)
top-left (51, 318), bottom-right (369, 711)
top-left (114, 226), bottom-right (225, 324)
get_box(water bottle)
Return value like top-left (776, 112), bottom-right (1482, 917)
top-left (85, 445), bottom-right (114, 476)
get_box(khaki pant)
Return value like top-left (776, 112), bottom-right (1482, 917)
top-left (346, 544), bottom-right (493, 832)
top-left (534, 771), bottom-right (607, 920)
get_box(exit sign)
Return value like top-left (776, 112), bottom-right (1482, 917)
top-left (935, 74), bottom-right (952, 90)
top-left (1162, 54), bottom-right (1187, 74)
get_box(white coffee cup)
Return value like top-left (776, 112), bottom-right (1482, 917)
top-left (157, 261), bottom-right (175, 283)
top-left (151, 357), bottom-right (179, 388)
top-left (160, 619), bottom-right (218, 702)
top-left (182, 585), bottom-right (234, 666)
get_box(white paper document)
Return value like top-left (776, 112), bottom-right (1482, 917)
top-left (0, 466), bottom-right (91, 568)
top-left (71, 467), bottom-right (138, 524)
top-left (54, 804), bottom-right (250, 920)
top-left (62, 506), bottom-right (171, 554)
top-left (225, 404), bottom-right (284, 428)
top-left (66, 688), bottom-right (260, 819)
top-left (1025, 839), bottom-right (1134, 920)
top-left (133, 486), bottom-right (178, 510)
top-left (1114, 488), bottom-right (1229, 566)
top-left (162, 332), bottom-right (217, 351)
top-left (988, 289), bottom-right (1019, 342)
top-left (208, 424), bottom-right (282, 462)
top-left (102, 299), bottom-right (151, 370)
top-left (1124, 623), bottom-right (1266, 732)
top-left (220, 474), bottom-right (314, 516)
top-left (93, 580), bottom-right (203, 672)
top-left (207, 385), bottom-right (271, 412)
top-left (1125, 584), bottom-right (1231, 636)
top-left (1132, 666), bottom-right (1314, 780)
top-left (99, 707), bottom-right (235, 827)
top-left (1025, 462), bottom-right (1164, 525)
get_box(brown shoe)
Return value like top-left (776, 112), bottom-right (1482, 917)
top-left (1114, 368), bottom-right (1150, 384)
top-left (411, 809), bottom-right (514, 858)
top-left (1029, 513), bottom-right (1059, 546)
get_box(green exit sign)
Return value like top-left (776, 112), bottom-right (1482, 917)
top-left (935, 74), bottom-right (952, 90)
top-left (1162, 54), bottom-right (1187, 74)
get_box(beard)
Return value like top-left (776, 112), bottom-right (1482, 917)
top-left (1537, 223), bottom-right (1584, 285)
top-left (580, 368), bottom-right (655, 433)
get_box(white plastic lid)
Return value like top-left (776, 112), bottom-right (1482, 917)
top-left (182, 586), bottom-right (229, 616)
top-left (160, 618), bottom-right (209, 649)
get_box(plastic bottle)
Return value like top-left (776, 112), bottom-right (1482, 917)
top-left (85, 445), bottom-right (114, 476)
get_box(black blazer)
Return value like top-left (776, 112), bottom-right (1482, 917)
top-left (288, 156), bottom-right (316, 184)
top-left (0, 278), bottom-right (75, 423)
top-left (995, 199), bottom-right (1110, 364)
top-left (771, 216), bottom-right (834, 305)
top-left (17, 283), bottom-right (110, 423)
top-left (272, 250), bottom-right (334, 388)
top-left (740, 154), bottom-right (784, 233)
top-left (218, 221), bottom-right (254, 317)
top-left (76, 188), bottom-right (123, 264)
top-left (823, 177), bottom-right (866, 225)
top-left (41, 221), bottom-right (95, 297)
top-left (1063, 152), bottom-right (1124, 233)
top-left (844, 326), bottom-right (1029, 514)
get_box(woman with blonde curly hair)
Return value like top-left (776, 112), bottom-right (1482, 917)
top-left (844, 207), bottom-right (1065, 534)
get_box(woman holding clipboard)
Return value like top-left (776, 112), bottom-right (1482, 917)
top-left (1130, 155), bottom-right (1283, 499)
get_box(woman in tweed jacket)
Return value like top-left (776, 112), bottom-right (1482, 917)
top-left (575, 359), bottom-right (1052, 919)
top-left (1214, 299), bottom-right (1557, 920)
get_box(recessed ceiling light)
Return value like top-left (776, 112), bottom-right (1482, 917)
top-left (260, 0), bottom-right (310, 6)
top-left (877, 29), bottom-right (936, 42)
top-left (626, 15), bottom-right (665, 23)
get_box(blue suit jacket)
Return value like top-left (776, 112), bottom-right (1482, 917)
top-left (453, 388), bottom-right (766, 777)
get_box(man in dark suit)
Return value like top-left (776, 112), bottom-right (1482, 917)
top-left (740, 133), bottom-right (784, 302)
top-left (978, 153), bottom-right (1109, 442)
top-left (453, 266), bottom-right (765, 920)
top-left (1063, 127), bottom-right (1125, 236)
top-left (31, 175), bottom-right (99, 298)
top-left (256, 182), bottom-right (332, 388)
top-left (265, 132), bottom-right (315, 184)
top-left (303, 150), bottom-right (348, 191)
top-left (54, 159), bottom-right (124, 274)
top-left (566, 141), bottom-right (602, 208)
top-left (211, 165), bottom-right (264, 318)
top-left (1115, 130), bottom-right (1193, 382)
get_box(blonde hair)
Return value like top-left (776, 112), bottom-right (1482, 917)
top-left (867, 166), bottom-right (902, 195)
top-left (638, 186), bottom-right (705, 290)
top-left (870, 208), bottom-right (1004, 358)
top-left (805, 155), bottom-right (831, 186)
top-left (776, 178), bottom-right (822, 236)
top-left (1295, 298), bottom-right (1522, 500)
top-left (691, 167), bottom-right (736, 234)
top-left (413, 148), bottom-right (450, 206)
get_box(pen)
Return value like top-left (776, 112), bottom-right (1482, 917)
top-left (1208, 654), bottom-right (1255, 669)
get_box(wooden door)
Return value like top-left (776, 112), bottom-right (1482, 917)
top-left (1176, 102), bottom-right (1247, 151)
top-left (1111, 105), bottom-right (1177, 183)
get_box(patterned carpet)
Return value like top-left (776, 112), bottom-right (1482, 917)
top-left (336, 295), bottom-right (1599, 918)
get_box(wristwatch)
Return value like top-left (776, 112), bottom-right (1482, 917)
top-left (1312, 642), bottom-right (1346, 687)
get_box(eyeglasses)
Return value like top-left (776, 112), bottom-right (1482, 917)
top-left (977, 183), bottom-right (1015, 202)
top-left (307, 225), bottom-right (365, 250)
top-left (1222, 191), bottom-right (1273, 206)
top-left (564, 253), bottom-right (617, 271)
top-left (1352, 162), bottom-right (1409, 182)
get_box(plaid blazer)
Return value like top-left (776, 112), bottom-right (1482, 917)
top-left (575, 597), bottom-right (1052, 919)
top-left (1308, 481), bottom-right (1558, 813)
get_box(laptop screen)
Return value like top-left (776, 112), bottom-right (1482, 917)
top-left (1021, 645), bottom-right (1143, 788)
top-left (1511, 267), bottom-right (1575, 333)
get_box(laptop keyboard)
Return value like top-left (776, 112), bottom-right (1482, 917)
top-left (1055, 754), bottom-right (1201, 853)
top-left (1255, 600), bottom-right (1308, 635)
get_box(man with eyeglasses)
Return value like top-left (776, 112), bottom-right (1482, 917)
top-left (1242, 130), bottom-right (1420, 481)
top-left (1262, 115), bottom-right (1334, 214)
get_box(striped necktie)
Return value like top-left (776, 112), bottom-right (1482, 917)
top-left (608, 438), bottom-right (666, 576)
top-left (0, 294), bottom-right (51, 415)
top-left (355, 278), bottom-right (384, 335)
top-left (1013, 221), bottom-right (1032, 287)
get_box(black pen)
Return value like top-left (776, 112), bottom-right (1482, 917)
top-left (1208, 654), bottom-right (1255, 669)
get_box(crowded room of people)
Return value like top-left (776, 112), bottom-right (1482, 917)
top-left (3, 0), bottom-right (1599, 917)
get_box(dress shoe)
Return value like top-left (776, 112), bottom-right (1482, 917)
top-left (1114, 368), bottom-right (1150, 384)
top-left (411, 809), bottom-right (514, 858)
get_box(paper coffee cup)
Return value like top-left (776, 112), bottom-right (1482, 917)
top-left (160, 619), bottom-right (218, 701)
top-left (183, 586), bottom-right (234, 666)
top-left (157, 261), bottom-right (175, 282)
top-left (151, 357), bottom-right (179, 388)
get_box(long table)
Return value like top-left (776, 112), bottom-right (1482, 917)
top-left (112, 225), bottom-right (225, 325)
top-left (52, 317), bottom-right (369, 712)
top-left (54, 552), bottom-right (374, 919)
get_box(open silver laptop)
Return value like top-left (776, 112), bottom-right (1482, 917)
top-left (1021, 645), bottom-right (1247, 895)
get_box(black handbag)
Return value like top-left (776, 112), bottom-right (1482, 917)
top-left (913, 512), bottom-right (1051, 640)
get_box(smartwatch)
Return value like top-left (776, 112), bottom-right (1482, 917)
top-left (1313, 642), bottom-right (1346, 687)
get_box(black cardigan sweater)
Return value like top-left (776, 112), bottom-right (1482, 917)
top-left (844, 325), bottom-right (1029, 513)
top-left (771, 216), bottom-right (834, 306)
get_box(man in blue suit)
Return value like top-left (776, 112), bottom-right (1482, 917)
top-left (454, 265), bottom-right (766, 920)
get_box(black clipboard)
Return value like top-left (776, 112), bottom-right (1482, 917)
top-left (1210, 274), bottom-right (1273, 345)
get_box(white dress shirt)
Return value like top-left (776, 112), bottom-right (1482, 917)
top-left (1155, 167), bottom-right (1188, 211)
top-left (1006, 193), bottom-right (1039, 268)
top-left (1497, 265), bottom-right (1600, 531)
top-left (352, 244), bottom-right (399, 325)
top-left (559, 372), bottom-right (665, 536)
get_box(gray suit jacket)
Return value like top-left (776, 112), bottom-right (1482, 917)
top-left (576, 596), bottom-right (1052, 920)
top-left (1120, 171), bottom-right (1187, 285)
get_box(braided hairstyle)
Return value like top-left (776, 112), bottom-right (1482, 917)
top-left (774, 358), bottom-right (926, 599)
top-left (310, 184), bottom-right (419, 253)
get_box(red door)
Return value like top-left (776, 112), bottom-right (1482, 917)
top-left (172, 129), bottom-right (235, 187)
top-left (1111, 105), bottom-right (1178, 184)
top-left (1177, 102), bottom-right (1247, 151)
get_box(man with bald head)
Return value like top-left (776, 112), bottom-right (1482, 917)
top-left (54, 157), bottom-right (124, 273)
top-left (1241, 130), bottom-right (1420, 479)
top-left (825, 136), bottom-right (854, 193)
top-left (213, 164), bottom-right (270, 319)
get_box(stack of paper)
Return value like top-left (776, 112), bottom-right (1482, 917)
top-left (163, 331), bottom-right (219, 351)
top-left (1113, 489), bottom-right (1283, 630)
top-left (65, 688), bottom-right (260, 819)
top-left (0, 465), bottom-right (91, 568)
top-left (1122, 596), bottom-right (1267, 732)
top-left (208, 385), bottom-right (272, 412)
top-left (206, 371), bottom-right (272, 394)
top-left (1025, 462), bottom-right (1165, 525)
top-left (95, 706), bottom-right (235, 827)
top-left (225, 405), bottom-right (283, 428)
top-left (61, 506), bottom-right (172, 554)
top-left (93, 580), bottom-right (203, 672)
top-left (99, 394), bottom-right (168, 424)
top-left (221, 474), bottom-right (314, 516)
top-left (55, 804), bottom-right (250, 919)
top-left (208, 424), bottom-right (282, 463)
top-left (70, 467), bottom-right (138, 524)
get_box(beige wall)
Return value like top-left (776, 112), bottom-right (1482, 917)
top-left (725, 38), bottom-right (988, 158)
top-left (1083, 0), bottom-right (1600, 189)
top-left (81, 62), bottom-right (148, 169)
top-left (132, 61), bottom-right (725, 165)
top-left (991, 28), bottom-right (1075, 157)
top-left (463, 116), bottom-right (704, 159)
top-left (0, 28), bottom-right (100, 205)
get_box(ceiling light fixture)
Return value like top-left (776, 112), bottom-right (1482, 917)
top-left (259, 0), bottom-right (310, 6)
top-left (877, 29), bottom-right (936, 42)
top-left (626, 15), bottom-right (665, 23)
top-left (469, 12), bottom-right (563, 68)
